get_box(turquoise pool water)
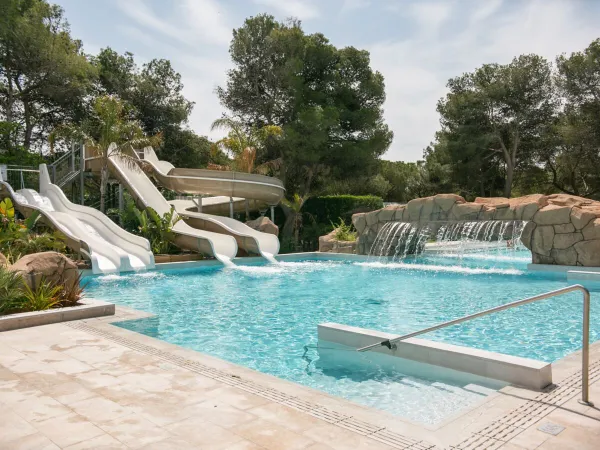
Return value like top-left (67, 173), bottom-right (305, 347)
top-left (83, 251), bottom-right (599, 424)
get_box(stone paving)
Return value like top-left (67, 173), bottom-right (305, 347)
top-left (0, 306), bottom-right (599, 449)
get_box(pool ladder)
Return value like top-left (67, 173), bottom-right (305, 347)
top-left (357, 285), bottom-right (593, 405)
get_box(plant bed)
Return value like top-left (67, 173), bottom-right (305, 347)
top-left (0, 298), bottom-right (115, 332)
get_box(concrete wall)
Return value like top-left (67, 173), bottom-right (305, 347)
top-left (351, 193), bottom-right (600, 266)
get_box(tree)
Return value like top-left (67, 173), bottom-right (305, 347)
top-left (542, 39), bottom-right (600, 198)
top-left (0, 0), bottom-right (95, 151)
top-left (436, 55), bottom-right (556, 198)
top-left (217, 15), bottom-right (392, 197)
top-left (91, 48), bottom-right (195, 163)
top-left (210, 117), bottom-right (283, 173)
top-left (50, 95), bottom-right (160, 212)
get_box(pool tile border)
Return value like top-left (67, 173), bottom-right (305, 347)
top-left (65, 321), bottom-right (437, 450)
top-left (451, 358), bottom-right (600, 448)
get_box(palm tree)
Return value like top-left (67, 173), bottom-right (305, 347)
top-left (50, 95), bottom-right (160, 213)
top-left (210, 117), bottom-right (283, 216)
top-left (210, 117), bottom-right (282, 173)
top-left (281, 193), bottom-right (308, 252)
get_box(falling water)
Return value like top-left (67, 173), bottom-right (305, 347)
top-left (369, 220), bottom-right (528, 260)
top-left (369, 223), bottom-right (431, 259)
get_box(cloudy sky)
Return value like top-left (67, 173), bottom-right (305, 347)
top-left (55, 0), bottom-right (600, 162)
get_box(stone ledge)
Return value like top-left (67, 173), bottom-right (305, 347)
top-left (318, 322), bottom-right (552, 390)
top-left (0, 299), bottom-right (115, 332)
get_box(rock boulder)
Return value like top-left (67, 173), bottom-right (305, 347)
top-left (246, 216), bottom-right (279, 236)
top-left (11, 252), bottom-right (79, 290)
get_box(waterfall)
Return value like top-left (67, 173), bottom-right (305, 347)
top-left (368, 220), bottom-right (528, 260)
top-left (369, 223), bottom-right (431, 258)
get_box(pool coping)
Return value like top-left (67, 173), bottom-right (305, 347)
top-left (0, 298), bottom-right (115, 332)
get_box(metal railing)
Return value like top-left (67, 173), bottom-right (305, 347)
top-left (357, 285), bottom-right (593, 405)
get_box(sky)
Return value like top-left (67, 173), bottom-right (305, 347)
top-left (55, 0), bottom-right (600, 162)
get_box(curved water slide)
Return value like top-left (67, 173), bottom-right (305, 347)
top-left (104, 148), bottom-right (239, 264)
top-left (132, 147), bottom-right (282, 259)
top-left (141, 147), bottom-right (285, 205)
top-left (0, 166), bottom-right (154, 274)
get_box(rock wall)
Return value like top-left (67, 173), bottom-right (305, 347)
top-left (318, 229), bottom-right (357, 254)
top-left (351, 193), bottom-right (600, 266)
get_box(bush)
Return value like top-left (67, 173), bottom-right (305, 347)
top-left (302, 195), bottom-right (383, 226)
top-left (299, 195), bottom-right (382, 251)
top-left (331, 218), bottom-right (357, 242)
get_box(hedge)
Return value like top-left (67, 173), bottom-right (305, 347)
top-left (302, 195), bottom-right (384, 226)
top-left (299, 195), bottom-right (383, 251)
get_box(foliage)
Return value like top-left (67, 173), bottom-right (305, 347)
top-left (0, 266), bottom-right (24, 314)
top-left (0, 199), bottom-right (66, 263)
top-left (302, 195), bottom-right (383, 226)
top-left (19, 278), bottom-right (61, 311)
top-left (56, 271), bottom-right (86, 307)
top-left (218, 14), bottom-right (392, 197)
top-left (0, 0), bottom-right (95, 151)
top-left (157, 126), bottom-right (213, 169)
top-left (210, 117), bottom-right (283, 174)
top-left (134, 206), bottom-right (180, 255)
top-left (434, 55), bottom-right (556, 198)
top-left (331, 218), bottom-right (356, 242)
top-left (280, 193), bottom-right (308, 252)
top-left (49, 95), bottom-right (161, 212)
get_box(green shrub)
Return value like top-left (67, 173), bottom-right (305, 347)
top-left (302, 195), bottom-right (383, 226)
top-left (331, 218), bottom-right (357, 242)
top-left (298, 195), bottom-right (382, 250)
top-left (0, 267), bottom-right (24, 314)
top-left (19, 279), bottom-right (61, 312)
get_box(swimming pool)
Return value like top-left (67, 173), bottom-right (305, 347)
top-left (84, 251), bottom-right (600, 424)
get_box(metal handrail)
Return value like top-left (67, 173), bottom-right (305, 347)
top-left (357, 285), bottom-right (593, 405)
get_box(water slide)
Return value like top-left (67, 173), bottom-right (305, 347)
top-left (105, 148), bottom-right (239, 264)
top-left (0, 165), bottom-right (154, 274)
top-left (126, 147), bottom-right (281, 260)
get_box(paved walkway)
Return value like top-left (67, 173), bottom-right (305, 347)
top-left (0, 308), bottom-right (599, 449)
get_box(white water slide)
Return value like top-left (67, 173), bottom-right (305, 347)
top-left (0, 165), bottom-right (154, 274)
top-left (106, 149), bottom-right (239, 264)
top-left (134, 147), bottom-right (281, 261)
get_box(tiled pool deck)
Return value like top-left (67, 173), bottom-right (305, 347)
top-left (1, 305), bottom-right (599, 449)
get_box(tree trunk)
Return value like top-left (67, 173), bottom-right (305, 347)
top-left (100, 164), bottom-right (109, 213)
top-left (503, 161), bottom-right (514, 198)
top-left (23, 100), bottom-right (33, 150)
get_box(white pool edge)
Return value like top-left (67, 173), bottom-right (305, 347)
top-left (318, 322), bottom-right (552, 390)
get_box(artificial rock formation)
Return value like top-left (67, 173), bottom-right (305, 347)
top-left (318, 229), bottom-right (357, 254)
top-left (351, 193), bottom-right (600, 266)
top-left (11, 252), bottom-right (79, 290)
top-left (246, 216), bottom-right (279, 236)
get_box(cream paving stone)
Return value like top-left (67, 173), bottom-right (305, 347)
top-left (98, 412), bottom-right (175, 448)
top-left (126, 396), bottom-right (205, 427)
top-left (537, 427), bottom-right (600, 449)
top-left (248, 402), bottom-right (328, 433)
top-left (115, 370), bottom-right (178, 393)
top-left (141, 436), bottom-right (202, 449)
top-left (2, 431), bottom-right (62, 450)
top-left (503, 425), bottom-right (551, 449)
top-left (69, 395), bottom-right (132, 423)
top-left (0, 409), bottom-right (40, 444)
top-left (224, 440), bottom-right (268, 449)
top-left (63, 433), bottom-right (128, 449)
top-left (204, 385), bottom-right (272, 410)
top-left (10, 393), bottom-right (73, 423)
top-left (92, 381), bottom-right (152, 407)
top-left (234, 418), bottom-right (317, 450)
top-left (302, 423), bottom-right (396, 450)
top-left (181, 398), bottom-right (259, 430)
top-left (543, 407), bottom-right (600, 435)
top-left (33, 412), bottom-right (106, 448)
top-left (49, 357), bottom-right (95, 375)
top-left (19, 368), bottom-right (74, 391)
top-left (71, 368), bottom-right (121, 389)
top-left (165, 415), bottom-right (246, 448)
top-left (39, 381), bottom-right (97, 406)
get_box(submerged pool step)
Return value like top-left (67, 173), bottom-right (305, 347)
top-left (318, 322), bottom-right (552, 390)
